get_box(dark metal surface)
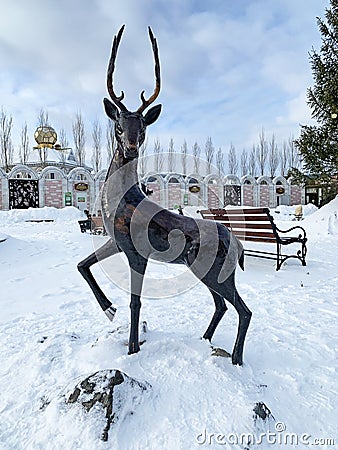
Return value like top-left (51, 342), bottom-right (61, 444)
top-left (78, 27), bottom-right (251, 366)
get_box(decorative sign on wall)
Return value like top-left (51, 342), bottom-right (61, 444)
top-left (8, 180), bottom-right (39, 209)
top-left (276, 186), bottom-right (285, 195)
top-left (224, 185), bottom-right (241, 206)
top-left (189, 185), bottom-right (200, 193)
top-left (65, 192), bottom-right (72, 206)
top-left (74, 182), bottom-right (89, 191)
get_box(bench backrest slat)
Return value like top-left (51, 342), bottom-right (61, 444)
top-left (235, 235), bottom-right (276, 243)
top-left (203, 215), bottom-right (270, 222)
top-left (234, 231), bottom-right (275, 239)
top-left (200, 208), bottom-right (269, 215)
top-left (199, 207), bottom-right (277, 243)
top-left (216, 222), bottom-right (272, 230)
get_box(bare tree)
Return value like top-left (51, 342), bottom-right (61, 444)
top-left (268, 133), bottom-right (279, 178)
top-left (72, 112), bottom-right (86, 166)
top-left (37, 109), bottom-right (50, 127)
top-left (154, 138), bottom-right (164, 172)
top-left (106, 118), bottom-right (115, 166)
top-left (240, 148), bottom-right (248, 177)
top-left (204, 136), bottom-right (215, 174)
top-left (57, 127), bottom-right (69, 165)
top-left (91, 119), bottom-right (102, 172)
top-left (228, 143), bottom-right (238, 175)
top-left (280, 141), bottom-right (289, 177)
top-left (167, 137), bottom-right (175, 172)
top-left (181, 140), bottom-right (188, 175)
top-left (19, 122), bottom-right (30, 165)
top-left (0, 108), bottom-right (14, 172)
top-left (59, 128), bottom-right (69, 148)
top-left (192, 141), bottom-right (201, 174)
top-left (257, 128), bottom-right (268, 176)
top-left (288, 134), bottom-right (300, 170)
top-left (216, 147), bottom-right (225, 176)
top-left (248, 145), bottom-right (257, 177)
top-left (36, 109), bottom-right (50, 165)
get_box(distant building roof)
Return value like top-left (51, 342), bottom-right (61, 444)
top-left (27, 147), bottom-right (77, 165)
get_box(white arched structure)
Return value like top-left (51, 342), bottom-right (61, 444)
top-left (241, 175), bottom-right (258, 206)
top-left (9, 164), bottom-right (38, 180)
top-left (0, 164), bottom-right (306, 211)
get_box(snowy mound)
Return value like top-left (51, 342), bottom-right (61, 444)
top-left (0, 234), bottom-right (45, 261)
top-left (0, 206), bottom-right (85, 225)
top-left (303, 195), bottom-right (338, 236)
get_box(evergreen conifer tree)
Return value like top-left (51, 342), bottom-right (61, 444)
top-left (295, 0), bottom-right (338, 201)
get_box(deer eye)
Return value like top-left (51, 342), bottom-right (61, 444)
top-left (116, 124), bottom-right (123, 135)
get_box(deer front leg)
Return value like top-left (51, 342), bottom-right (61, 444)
top-left (127, 257), bottom-right (148, 354)
top-left (77, 239), bottom-right (121, 320)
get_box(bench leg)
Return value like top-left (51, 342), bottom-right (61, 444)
top-left (276, 243), bottom-right (282, 271)
top-left (299, 241), bottom-right (307, 266)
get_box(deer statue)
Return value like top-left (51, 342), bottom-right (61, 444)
top-left (78, 25), bottom-right (252, 365)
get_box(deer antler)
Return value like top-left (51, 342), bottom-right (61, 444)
top-left (137, 26), bottom-right (161, 114)
top-left (107, 24), bottom-right (128, 112)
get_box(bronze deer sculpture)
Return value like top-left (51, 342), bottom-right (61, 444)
top-left (78, 25), bottom-right (252, 365)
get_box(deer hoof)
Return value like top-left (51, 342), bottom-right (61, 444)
top-left (128, 343), bottom-right (140, 355)
top-left (231, 352), bottom-right (243, 366)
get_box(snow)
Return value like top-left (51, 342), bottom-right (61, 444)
top-left (0, 200), bottom-right (337, 450)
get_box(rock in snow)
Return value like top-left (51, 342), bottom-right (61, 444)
top-left (62, 369), bottom-right (150, 441)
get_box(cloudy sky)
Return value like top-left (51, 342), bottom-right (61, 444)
top-left (0, 0), bottom-right (329, 162)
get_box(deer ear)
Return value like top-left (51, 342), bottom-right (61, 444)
top-left (144, 104), bottom-right (162, 125)
top-left (103, 98), bottom-right (119, 122)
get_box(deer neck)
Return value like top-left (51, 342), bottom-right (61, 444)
top-left (102, 144), bottom-right (140, 219)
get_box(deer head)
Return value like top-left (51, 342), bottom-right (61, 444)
top-left (103, 25), bottom-right (162, 160)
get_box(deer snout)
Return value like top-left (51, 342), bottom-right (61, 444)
top-left (124, 142), bottom-right (139, 159)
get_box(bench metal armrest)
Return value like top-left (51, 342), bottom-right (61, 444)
top-left (275, 224), bottom-right (307, 241)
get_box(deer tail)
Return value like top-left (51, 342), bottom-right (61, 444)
top-left (239, 250), bottom-right (245, 271)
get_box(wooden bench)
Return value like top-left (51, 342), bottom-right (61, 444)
top-left (78, 219), bottom-right (92, 233)
top-left (91, 216), bottom-right (107, 235)
top-left (78, 216), bottom-right (107, 235)
top-left (198, 207), bottom-right (307, 271)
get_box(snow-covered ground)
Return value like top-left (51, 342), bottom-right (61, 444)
top-left (0, 201), bottom-right (337, 450)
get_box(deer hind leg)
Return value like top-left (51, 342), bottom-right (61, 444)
top-left (127, 256), bottom-right (148, 355)
top-left (203, 290), bottom-right (228, 342)
top-left (220, 272), bottom-right (251, 366)
top-left (202, 271), bottom-right (251, 366)
top-left (77, 239), bottom-right (121, 321)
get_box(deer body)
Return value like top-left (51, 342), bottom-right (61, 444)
top-left (78, 26), bottom-right (251, 365)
